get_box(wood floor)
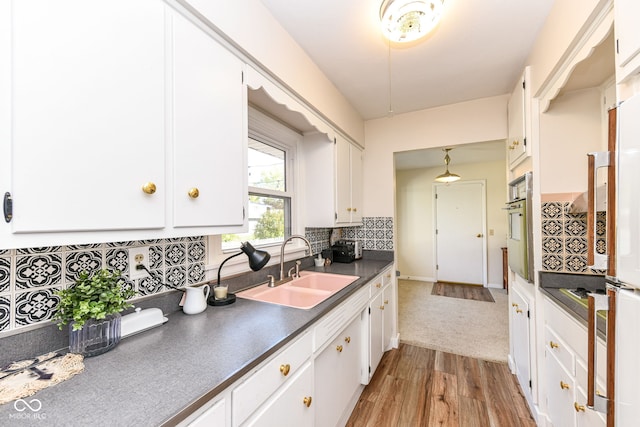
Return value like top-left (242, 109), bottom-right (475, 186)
top-left (346, 344), bottom-right (536, 427)
top-left (431, 282), bottom-right (495, 303)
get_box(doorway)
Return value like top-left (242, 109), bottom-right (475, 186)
top-left (434, 180), bottom-right (487, 286)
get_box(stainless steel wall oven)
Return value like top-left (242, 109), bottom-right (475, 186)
top-left (506, 172), bottom-right (533, 282)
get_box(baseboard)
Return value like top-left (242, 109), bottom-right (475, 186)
top-left (390, 333), bottom-right (400, 349)
top-left (508, 354), bottom-right (516, 373)
top-left (487, 282), bottom-right (504, 289)
top-left (398, 275), bottom-right (435, 282)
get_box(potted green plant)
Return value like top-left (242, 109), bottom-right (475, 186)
top-left (53, 269), bottom-right (136, 357)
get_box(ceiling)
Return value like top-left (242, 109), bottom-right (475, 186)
top-left (394, 139), bottom-right (505, 170)
top-left (260, 0), bottom-right (556, 121)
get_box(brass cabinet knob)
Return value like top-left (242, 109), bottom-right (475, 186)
top-left (512, 303), bottom-right (519, 308)
top-left (375, 283), bottom-right (381, 288)
top-left (279, 364), bottom-right (290, 376)
top-left (303, 396), bottom-right (312, 407)
top-left (142, 182), bottom-right (157, 195)
top-left (336, 345), bottom-right (343, 353)
top-left (560, 381), bottom-right (570, 390)
top-left (384, 299), bottom-right (389, 304)
top-left (509, 140), bottom-right (520, 150)
top-left (516, 308), bottom-right (523, 314)
top-left (347, 208), bottom-right (352, 212)
top-left (344, 336), bottom-right (351, 344)
top-left (549, 341), bottom-right (559, 349)
top-left (353, 208), bottom-right (357, 212)
top-left (188, 188), bottom-right (200, 199)
top-left (380, 305), bottom-right (385, 310)
top-left (574, 402), bottom-right (586, 412)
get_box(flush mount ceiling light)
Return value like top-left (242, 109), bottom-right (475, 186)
top-left (380, 0), bottom-right (445, 43)
top-left (434, 148), bottom-right (461, 183)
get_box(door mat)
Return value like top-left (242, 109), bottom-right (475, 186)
top-left (431, 282), bottom-right (495, 303)
top-left (0, 352), bottom-right (84, 405)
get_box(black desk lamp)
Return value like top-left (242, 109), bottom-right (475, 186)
top-left (209, 242), bottom-right (270, 305)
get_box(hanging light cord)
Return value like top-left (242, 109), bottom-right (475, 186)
top-left (387, 37), bottom-right (394, 116)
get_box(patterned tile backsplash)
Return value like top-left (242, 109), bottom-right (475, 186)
top-left (0, 237), bottom-right (207, 334)
top-left (0, 217), bottom-right (393, 336)
top-left (305, 216), bottom-right (395, 254)
top-left (541, 201), bottom-right (605, 274)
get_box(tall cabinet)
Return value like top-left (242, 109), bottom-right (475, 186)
top-left (507, 67), bottom-right (532, 168)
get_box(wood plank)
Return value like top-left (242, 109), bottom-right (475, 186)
top-left (427, 370), bottom-right (459, 426)
top-left (456, 354), bottom-right (485, 401)
top-left (458, 396), bottom-right (491, 427)
top-left (365, 375), bottom-right (406, 426)
top-left (397, 367), bottom-right (431, 426)
top-left (479, 360), bottom-right (525, 426)
top-left (435, 350), bottom-right (457, 375)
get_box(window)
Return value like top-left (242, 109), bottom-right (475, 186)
top-left (221, 108), bottom-right (298, 251)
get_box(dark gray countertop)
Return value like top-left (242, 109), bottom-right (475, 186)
top-left (0, 255), bottom-right (394, 427)
top-left (538, 271), bottom-right (607, 339)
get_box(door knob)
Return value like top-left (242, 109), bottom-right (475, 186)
top-left (476, 233), bottom-right (483, 238)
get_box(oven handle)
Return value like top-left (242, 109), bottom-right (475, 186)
top-left (587, 289), bottom-right (615, 425)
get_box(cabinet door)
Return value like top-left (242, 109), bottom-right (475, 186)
top-left (507, 70), bottom-right (527, 167)
top-left (315, 316), bottom-right (362, 427)
top-left (615, 0), bottom-right (640, 70)
top-left (188, 397), bottom-right (227, 427)
top-left (242, 362), bottom-right (314, 427)
top-left (368, 293), bottom-right (384, 379)
top-left (10, 0), bottom-right (165, 233)
top-left (546, 351), bottom-right (576, 427)
top-left (172, 11), bottom-right (246, 228)
top-left (335, 137), bottom-right (352, 224)
top-left (382, 284), bottom-right (394, 351)
top-left (350, 144), bottom-right (363, 224)
top-left (511, 288), bottom-right (531, 394)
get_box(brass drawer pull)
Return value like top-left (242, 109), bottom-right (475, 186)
top-left (279, 364), bottom-right (290, 376)
top-left (303, 396), bottom-right (312, 407)
top-left (549, 341), bottom-right (559, 349)
top-left (344, 336), bottom-right (351, 344)
top-left (188, 187), bottom-right (200, 198)
top-left (142, 182), bottom-right (157, 195)
top-left (336, 345), bottom-right (343, 353)
top-left (574, 402), bottom-right (586, 412)
top-left (560, 381), bottom-right (570, 390)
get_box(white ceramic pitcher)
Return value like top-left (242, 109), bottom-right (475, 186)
top-left (181, 285), bottom-right (210, 315)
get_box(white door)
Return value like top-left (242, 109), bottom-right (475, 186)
top-left (435, 181), bottom-right (486, 285)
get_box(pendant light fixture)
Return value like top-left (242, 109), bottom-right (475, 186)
top-left (434, 148), bottom-right (461, 183)
top-left (380, 0), bottom-right (445, 43)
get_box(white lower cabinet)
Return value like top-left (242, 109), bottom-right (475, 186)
top-left (510, 283), bottom-right (532, 398)
top-left (242, 362), bottom-right (314, 427)
top-left (543, 297), bottom-right (606, 427)
top-left (186, 267), bottom-right (397, 427)
top-left (315, 314), bottom-right (363, 427)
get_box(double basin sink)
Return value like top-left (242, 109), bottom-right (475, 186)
top-left (236, 271), bottom-right (360, 309)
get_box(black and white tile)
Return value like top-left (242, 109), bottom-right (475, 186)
top-left (1, 236), bottom-right (209, 334)
top-left (14, 288), bottom-right (60, 326)
top-left (15, 254), bottom-right (63, 289)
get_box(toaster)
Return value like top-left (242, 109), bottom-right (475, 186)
top-left (331, 239), bottom-right (362, 263)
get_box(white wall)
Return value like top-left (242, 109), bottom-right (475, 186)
top-left (188, 0), bottom-right (365, 143)
top-left (539, 88), bottom-right (603, 194)
top-left (396, 159), bottom-right (507, 287)
top-left (363, 95), bottom-right (509, 217)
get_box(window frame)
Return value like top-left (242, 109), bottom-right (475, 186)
top-left (207, 106), bottom-right (305, 277)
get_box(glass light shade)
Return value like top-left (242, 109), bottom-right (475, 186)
top-left (380, 0), bottom-right (445, 43)
top-left (434, 170), bottom-right (461, 183)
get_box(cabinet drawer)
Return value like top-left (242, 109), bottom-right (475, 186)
top-left (545, 325), bottom-right (575, 375)
top-left (370, 275), bottom-right (384, 298)
top-left (232, 332), bottom-right (312, 426)
top-left (544, 298), bottom-right (588, 357)
top-left (313, 284), bottom-right (368, 352)
top-left (382, 268), bottom-right (393, 287)
top-left (575, 353), bottom-right (607, 396)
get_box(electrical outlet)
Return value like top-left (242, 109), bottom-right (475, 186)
top-left (128, 246), bottom-right (150, 280)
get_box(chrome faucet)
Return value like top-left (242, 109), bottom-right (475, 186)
top-left (272, 235), bottom-right (311, 286)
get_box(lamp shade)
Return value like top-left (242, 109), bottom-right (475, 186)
top-left (240, 242), bottom-right (271, 271)
top-left (216, 242), bottom-right (271, 286)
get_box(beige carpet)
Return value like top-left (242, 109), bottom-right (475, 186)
top-left (398, 279), bottom-right (509, 362)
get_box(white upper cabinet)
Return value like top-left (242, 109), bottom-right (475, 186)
top-left (7, 0), bottom-right (166, 235)
top-left (303, 133), bottom-right (363, 227)
top-left (1, 1), bottom-right (249, 248)
top-left (507, 67), bottom-right (531, 168)
top-left (615, 0), bottom-right (640, 82)
top-left (171, 10), bottom-right (246, 229)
